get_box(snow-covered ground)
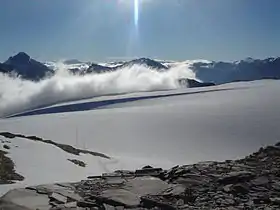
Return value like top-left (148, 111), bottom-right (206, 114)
top-left (1, 79), bottom-right (280, 195)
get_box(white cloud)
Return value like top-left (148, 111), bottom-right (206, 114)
top-left (0, 63), bottom-right (195, 117)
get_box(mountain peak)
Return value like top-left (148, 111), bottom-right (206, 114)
top-left (1, 52), bottom-right (53, 80)
top-left (119, 57), bottom-right (168, 70)
top-left (5, 52), bottom-right (31, 64)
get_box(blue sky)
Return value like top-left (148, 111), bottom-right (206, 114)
top-left (0, 0), bottom-right (279, 62)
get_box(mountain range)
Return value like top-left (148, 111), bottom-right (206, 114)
top-left (1, 52), bottom-right (280, 85)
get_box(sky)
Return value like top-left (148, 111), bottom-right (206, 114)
top-left (0, 0), bottom-right (279, 62)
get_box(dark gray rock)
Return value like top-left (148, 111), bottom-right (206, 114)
top-left (0, 188), bottom-right (52, 209)
top-left (3, 144), bottom-right (10, 150)
top-left (100, 189), bottom-right (141, 207)
top-left (49, 192), bottom-right (68, 204)
top-left (270, 197), bottom-right (280, 205)
top-left (251, 176), bottom-right (270, 186)
top-left (135, 167), bottom-right (163, 176)
top-left (178, 78), bottom-right (215, 88)
top-left (230, 183), bottom-right (250, 194)
top-left (67, 159), bottom-right (86, 167)
top-left (253, 195), bottom-right (271, 204)
top-left (218, 171), bottom-right (256, 184)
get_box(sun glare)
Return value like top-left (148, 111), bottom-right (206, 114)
top-left (118, 0), bottom-right (141, 27)
top-left (134, 0), bottom-right (139, 27)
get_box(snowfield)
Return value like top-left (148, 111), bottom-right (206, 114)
top-left (1, 79), bottom-right (280, 195)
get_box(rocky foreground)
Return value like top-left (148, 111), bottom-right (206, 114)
top-left (1, 143), bottom-right (280, 210)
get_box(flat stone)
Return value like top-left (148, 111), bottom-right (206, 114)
top-left (176, 199), bottom-right (184, 206)
top-left (135, 168), bottom-right (163, 176)
top-left (64, 201), bottom-right (77, 207)
top-left (253, 195), bottom-right (271, 204)
top-left (223, 184), bottom-right (233, 193)
top-left (125, 176), bottom-right (170, 196)
top-left (56, 183), bottom-right (76, 190)
top-left (102, 172), bottom-right (122, 177)
top-left (162, 184), bottom-right (186, 196)
top-left (272, 182), bottom-right (280, 191)
top-left (218, 171), bottom-right (255, 184)
top-left (270, 197), bottom-right (280, 205)
top-left (141, 196), bottom-right (177, 210)
top-left (97, 176), bottom-right (170, 207)
top-left (223, 198), bottom-right (235, 205)
top-left (173, 168), bottom-right (187, 177)
top-left (77, 200), bottom-right (100, 208)
top-left (49, 192), bottom-right (68, 204)
top-left (100, 189), bottom-right (140, 207)
top-left (251, 176), bottom-right (270, 186)
top-left (103, 204), bottom-right (116, 210)
top-left (175, 176), bottom-right (205, 187)
top-left (0, 188), bottom-right (52, 210)
top-left (231, 183), bottom-right (250, 194)
top-left (55, 189), bottom-right (82, 202)
top-left (105, 177), bottom-right (125, 185)
top-left (51, 201), bottom-right (78, 210)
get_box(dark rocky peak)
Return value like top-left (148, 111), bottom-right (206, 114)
top-left (1, 52), bottom-right (53, 80)
top-left (5, 52), bottom-right (31, 65)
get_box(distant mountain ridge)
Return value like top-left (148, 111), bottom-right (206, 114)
top-left (1, 52), bottom-right (280, 84)
top-left (69, 57), bottom-right (168, 75)
top-left (191, 57), bottom-right (280, 84)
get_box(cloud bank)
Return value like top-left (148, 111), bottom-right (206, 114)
top-left (0, 63), bottom-right (195, 117)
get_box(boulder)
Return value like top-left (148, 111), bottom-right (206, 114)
top-left (218, 171), bottom-right (256, 184)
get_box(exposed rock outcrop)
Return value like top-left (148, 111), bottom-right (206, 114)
top-left (0, 150), bottom-right (24, 184)
top-left (68, 159), bottom-right (86, 167)
top-left (0, 132), bottom-right (110, 159)
top-left (178, 78), bottom-right (215, 88)
top-left (2, 142), bottom-right (280, 209)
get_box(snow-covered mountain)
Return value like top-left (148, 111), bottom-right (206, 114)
top-left (1, 52), bottom-right (279, 85)
top-left (58, 56), bottom-right (280, 84)
top-left (72, 58), bottom-right (168, 75)
top-left (189, 57), bottom-right (280, 84)
top-left (115, 58), bottom-right (168, 70)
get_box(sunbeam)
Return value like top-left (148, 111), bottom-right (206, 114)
top-left (134, 0), bottom-right (139, 27)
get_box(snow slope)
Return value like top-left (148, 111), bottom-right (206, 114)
top-left (1, 79), bottom-right (280, 195)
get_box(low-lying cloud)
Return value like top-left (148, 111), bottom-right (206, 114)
top-left (0, 64), bottom-right (195, 117)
